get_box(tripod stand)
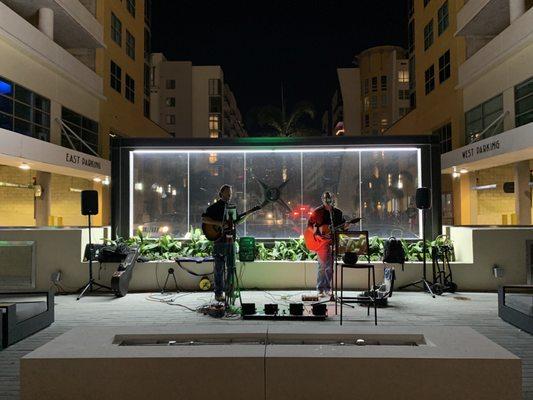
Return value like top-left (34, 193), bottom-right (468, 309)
top-left (398, 207), bottom-right (435, 298)
top-left (77, 213), bottom-right (111, 300)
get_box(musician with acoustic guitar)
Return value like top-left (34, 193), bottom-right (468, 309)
top-left (201, 184), bottom-right (261, 302)
top-left (306, 191), bottom-right (351, 298)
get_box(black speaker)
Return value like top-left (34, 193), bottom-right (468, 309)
top-left (415, 187), bottom-right (431, 210)
top-left (81, 190), bottom-right (99, 215)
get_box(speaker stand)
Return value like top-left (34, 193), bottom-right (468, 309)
top-left (77, 214), bottom-right (111, 300)
top-left (398, 208), bottom-right (435, 298)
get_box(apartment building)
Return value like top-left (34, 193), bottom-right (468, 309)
top-left (327, 46), bottom-right (409, 136)
top-left (441, 0), bottom-right (533, 226)
top-left (0, 0), bottom-right (109, 227)
top-left (149, 54), bottom-right (246, 138)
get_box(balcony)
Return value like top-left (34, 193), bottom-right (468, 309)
top-left (0, 2), bottom-right (103, 98)
top-left (2, 0), bottom-right (104, 49)
top-left (457, 5), bottom-right (533, 88)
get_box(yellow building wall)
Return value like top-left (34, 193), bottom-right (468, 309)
top-left (0, 166), bottom-right (35, 226)
top-left (387, 0), bottom-right (466, 147)
top-left (475, 166), bottom-right (516, 225)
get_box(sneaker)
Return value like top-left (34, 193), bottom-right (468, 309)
top-left (215, 294), bottom-right (225, 302)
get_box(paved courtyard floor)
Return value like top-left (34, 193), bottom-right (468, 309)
top-left (1, 290), bottom-right (532, 399)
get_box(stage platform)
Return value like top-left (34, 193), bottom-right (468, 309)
top-left (1, 291), bottom-right (532, 399)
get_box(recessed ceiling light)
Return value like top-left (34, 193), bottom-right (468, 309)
top-left (19, 163), bottom-right (30, 170)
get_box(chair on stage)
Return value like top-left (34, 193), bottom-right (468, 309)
top-left (335, 230), bottom-right (377, 325)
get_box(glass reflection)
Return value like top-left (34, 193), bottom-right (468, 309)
top-left (132, 149), bottom-right (420, 239)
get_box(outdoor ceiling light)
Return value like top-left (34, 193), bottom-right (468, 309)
top-left (18, 163), bottom-right (30, 170)
top-left (134, 182), bottom-right (144, 191)
top-left (452, 172), bottom-right (461, 178)
top-left (473, 184), bottom-right (497, 191)
top-left (93, 177), bottom-right (101, 183)
top-left (460, 168), bottom-right (468, 174)
top-left (102, 177), bottom-right (110, 185)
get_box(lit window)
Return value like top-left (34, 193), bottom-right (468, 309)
top-left (398, 70), bottom-right (409, 83)
top-left (209, 114), bottom-right (220, 130)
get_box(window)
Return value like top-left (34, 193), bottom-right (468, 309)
top-left (126, 31), bottom-right (135, 60)
top-left (381, 94), bottom-right (387, 107)
top-left (145, 0), bottom-right (152, 25)
top-left (363, 96), bottom-right (370, 111)
top-left (438, 50), bottom-right (451, 83)
top-left (408, 0), bottom-right (414, 18)
top-left (166, 79), bottom-right (176, 89)
top-left (408, 56), bottom-right (416, 91)
top-left (370, 95), bottom-right (377, 109)
top-left (165, 114), bottom-right (176, 125)
top-left (125, 74), bottom-right (135, 103)
top-left (127, 0), bottom-right (135, 17)
top-left (434, 123), bottom-right (452, 154)
top-left (209, 114), bottom-right (221, 138)
top-left (209, 96), bottom-right (222, 113)
top-left (364, 114), bottom-right (370, 128)
top-left (166, 97), bottom-right (176, 107)
top-left (61, 107), bottom-right (99, 155)
top-left (424, 65), bottom-right (435, 95)
top-left (144, 64), bottom-right (150, 96)
top-left (364, 79), bottom-right (369, 95)
top-left (381, 76), bottom-right (387, 91)
top-left (399, 89), bottom-right (409, 100)
top-left (438, 1), bottom-right (449, 35)
top-left (0, 76), bottom-right (51, 141)
top-left (371, 77), bottom-right (377, 92)
top-left (400, 107), bottom-right (410, 117)
top-left (398, 69), bottom-right (409, 83)
top-left (465, 94), bottom-right (503, 143)
top-left (144, 28), bottom-right (150, 60)
top-left (208, 79), bottom-right (221, 95)
top-left (111, 13), bottom-right (122, 46)
top-left (110, 61), bottom-right (122, 93)
top-left (515, 77), bottom-right (533, 127)
top-left (408, 20), bottom-right (415, 53)
top-left (143, 99), bottom-right (150, 118)
top-left (424, 20), bottom-right (434, 51)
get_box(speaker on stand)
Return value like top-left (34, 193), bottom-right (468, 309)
top-left (398, 187), bottom-right (435, 298)
top-left (77, 190), bottom-right (111, 300)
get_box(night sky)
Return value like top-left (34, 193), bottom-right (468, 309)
top-left (151, 0), bottom-right (407, 133)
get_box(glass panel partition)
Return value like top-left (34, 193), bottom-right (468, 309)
top-left (132, 148), bottom-right (421, 239)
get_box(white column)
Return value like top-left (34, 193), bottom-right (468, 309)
top-left (509, 0), bottom-right (526, 23)
top-left (38, 8), bottom-right (54, 40)
top-left (514, 161), bottom-right (532, 225)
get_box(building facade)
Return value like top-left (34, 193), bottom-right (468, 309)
top-left (328, 46), bottom-right (409, 136)
top-left (149, 53), bottom-right (246, 138)
top-left (0, 0), bottom-right (110, 227)
top-left (441, 0), bottom-right (533, 226)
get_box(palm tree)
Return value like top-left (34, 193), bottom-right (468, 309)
top-left (254, 101), bottom-right (318, 137)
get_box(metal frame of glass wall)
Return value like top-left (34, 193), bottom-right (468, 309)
top-left (111, 135), bottom-right (442, 240)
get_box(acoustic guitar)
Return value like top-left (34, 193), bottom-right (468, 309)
top-left (202, 205), bottom-right (262, 241)
top-left (304, 217), bottom-right (362, 252)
